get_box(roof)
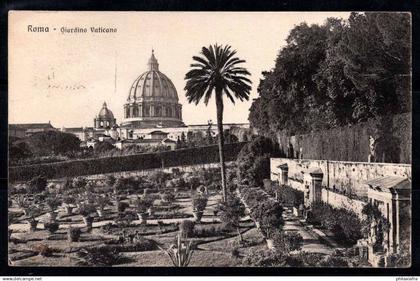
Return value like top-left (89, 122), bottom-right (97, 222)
top-left (9, 123), bottom-right (55, 130)
top-left (63, 127), bottom-right (87, 132)
top-left (119, 138), bottom-right (162, 144)
top-left (149, 130), bottom-right (169, 135)
top-left (365, 176), bottom-right (411, 192)
top-left (308, 167), bottom-right (323, 175)
top-left (98, 102), bottom-right (115, 120)
top-left (162, 138), bottom-right (176, 143)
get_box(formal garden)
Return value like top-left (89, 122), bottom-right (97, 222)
top-left (9, 136), bottom-right (399, 267)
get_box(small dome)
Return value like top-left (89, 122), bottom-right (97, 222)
top-left (98, 102), bottom-right (115, 119)
top-left (127, 50), bottom-right (179, 102)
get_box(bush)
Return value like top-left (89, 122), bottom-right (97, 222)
top-left (63, 195), bottom-right (76, 205)
top-left (294, 252), bottom-right (326, 267)
top-left (73, 177), bottom-right (87, 189)
top-left (32, 243), bottom-right (55, 257)
top-left (308, 202), bottom-right (362, 245)
top-left (179, 220), bottom-right (195, 238)
top-left (277, 185), bottom-right (304, 207)
top-left (252, 201), bottom-right (284, 237)
top-left (44, 221), bottom-right (59, 234)
top-left (104, 238), bottom-right (157, 252)
top-left (27, 176), bottom-right (47, 193)
top-left (78, 204), bottom-right (97, 217)
top-left (218, 196), bottom-right (245, 233)
top-left (161, 191), bottom-right (175, 203)
top-left (117, 202), bottom-right (130, 213)
top-left (193, 225), bottom-right (226, 237)
top-left (271, 231), bottom-right (303, 253)
top-left (68, 227), bottom-right (82, 242)
top-left (45, 197), bottom-right (61, 211)
top-left (236, 136), bottom-right (281, 185)
top-left (95, 195), bottom-right (111, 211)
top-left (242, 249), bottom-right (289, 267)
top-left (319, 255), bottom-right (349, 267)
top-left (77, 246), bottom-right (127, 266)
top-left (192, 196), bottom-right (208, 212)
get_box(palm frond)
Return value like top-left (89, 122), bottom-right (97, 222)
top-left (185, 44), bottom-right (252, 106)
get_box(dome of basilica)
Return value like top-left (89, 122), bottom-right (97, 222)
top-left (122, 50), bottom-right (185, 129)
top-left (127, 51), bottom-right (179, 102)
top-left (98, 102), bottom-right (115, 120)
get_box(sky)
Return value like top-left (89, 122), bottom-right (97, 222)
top-left (9, 11), bottom-right (350, 128)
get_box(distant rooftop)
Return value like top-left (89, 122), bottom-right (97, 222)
top-left (9, 122), bottom-right (55, 130)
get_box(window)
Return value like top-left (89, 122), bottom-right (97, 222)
top-left (155, 106), bottom-right (162, 116)
top-left (125, 107), bottom-right (130, 118)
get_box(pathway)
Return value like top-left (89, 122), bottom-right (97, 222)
top-left (282, 207), bottom-right (333, 255)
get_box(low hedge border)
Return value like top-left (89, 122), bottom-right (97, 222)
top-left (10, 142), bottom-right (247, 182)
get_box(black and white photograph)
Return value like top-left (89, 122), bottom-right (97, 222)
top-left (7, 11), bottom-right (412, 268)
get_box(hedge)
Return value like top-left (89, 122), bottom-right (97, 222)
top-left (9, 142), bottom-right (247, 182)
top-left (276, 113), bottom-right (411, 163)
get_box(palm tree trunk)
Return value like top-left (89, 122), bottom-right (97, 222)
top-left (215, 90), bottom-right (227, 202)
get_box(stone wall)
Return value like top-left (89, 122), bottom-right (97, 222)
top-left (321, 189), bottom-right (365, 218)
top-left (271, 158), bottom-right (411, 197)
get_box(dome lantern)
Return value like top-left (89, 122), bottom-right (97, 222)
top-left (148, 50), bottom-right (159, 71)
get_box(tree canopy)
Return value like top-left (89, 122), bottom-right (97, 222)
top-left (249, 12), bottom-right (411, 136)
top-left (16, 131), bottom-right (81, 157)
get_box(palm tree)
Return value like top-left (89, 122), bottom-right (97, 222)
top-left (184, 44), bottom-right (252, 201)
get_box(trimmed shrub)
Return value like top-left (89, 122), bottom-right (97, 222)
top-left (44, 221), bottom-right (59, 234)
top-left (192, 196), bottom-right (208, 212)
top-left (27, 176), bottom-right (47, 193)
top-left (68, 227), bottom-right (81, 242)
top-left (193, 225), bottom-right (226, 237)
top-left (117, 202), bottom-right (130, 213)
top-left (179, 220), bottom-right (195, 238)
top-left (308, 202), bottom-right (362, 245)
top-left (78, 204), bottom-right (97, 217)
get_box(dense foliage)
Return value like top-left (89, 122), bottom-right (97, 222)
top-left (236, 136), bottom-right (281, 186)
top-left (249, 12), bottom-right (410, 136)
top-left (276, 184), bottom-right (304, 208)
top-left (218, 196), bottom-right (246, 240)
top-left (10, 131), bottom-right (80, 160)
top-left (307, 202), bottom-right (362, 245)
top-left (361, 203), bottom-right (390, 251)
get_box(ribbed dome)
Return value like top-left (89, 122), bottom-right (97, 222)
top-left (122, 50), bottom-right (185, 130)
top-left (127, 50), bottom-right (178, 102)
top-left (98, 102), bottom-right (114, 119)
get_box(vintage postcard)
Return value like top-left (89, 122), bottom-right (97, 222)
top-left (8, 11), bottom-right (411, 268)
